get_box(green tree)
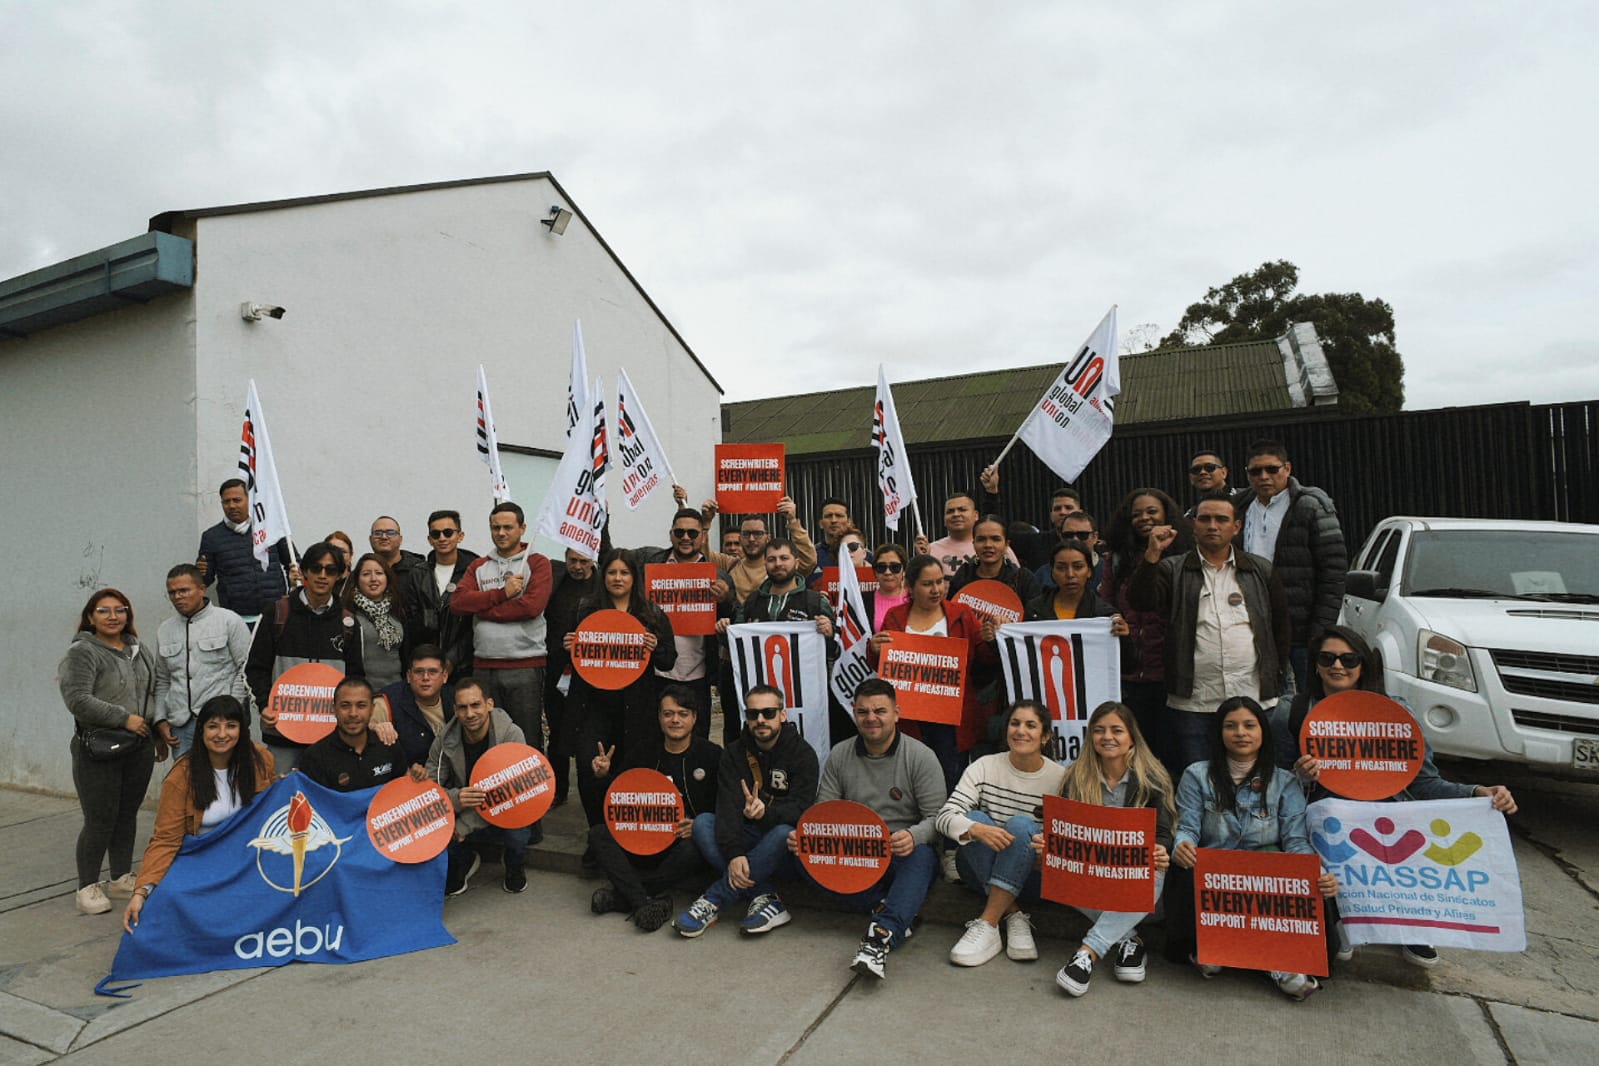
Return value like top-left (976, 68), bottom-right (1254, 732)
top-left (1159, 260), bottom-right (1404, 412)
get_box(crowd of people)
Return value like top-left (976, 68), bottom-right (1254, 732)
top-left (60, 441), bottom-right (1516, 997)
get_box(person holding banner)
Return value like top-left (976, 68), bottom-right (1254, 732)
top-left (938, 700), bottom-right (1067, 967)
top-left (1286, 625), bottom-right (1515, 968)
top-left (870, 555), bottom-right (991, 792)
top-left (566, 549), bottom-right (677, 830)
top-left (1098, 490), bottom-right (1190, 746)
top-left (60, 588), bottom-right (160, 916)
top-left (545, 550), bottom-right (601, 810)
top-left (121, 695), bottom-right (275, 932)
top-left (1025, 541), bottom-right (1130, 646)
top-left (1168, 696), bottom-right (1338, 1000)
top-left (1042, 701), bottom-right (1175, 996)
top-left (949, 516), bottom-right (1039, 744)
top-left (343, 553), bottom-right (414, 691)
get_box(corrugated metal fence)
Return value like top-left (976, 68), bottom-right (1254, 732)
top-left (734, 399), bottom-right (1599, 552)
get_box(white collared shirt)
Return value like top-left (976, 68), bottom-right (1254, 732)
top-left (1244, 490), bottom-right (1291, 560)
top-left (1170, 550), bottom-right (1262, 713)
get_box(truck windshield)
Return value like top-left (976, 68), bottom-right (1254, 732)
top-left (1404, 530), bottom-right (1599, 600)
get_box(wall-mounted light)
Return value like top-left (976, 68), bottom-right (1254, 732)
top-left (542, 205), bottom-right (574, 236)
top-left (241, 302), bottom-right (286, 321)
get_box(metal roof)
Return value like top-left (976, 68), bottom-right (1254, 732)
top-left (724, 336), bottom-right (1298, 453)
top-left (0, 232), bottom-right (193, 338)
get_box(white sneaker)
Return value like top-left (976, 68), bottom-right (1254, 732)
top-left (1003, 911), bottom-right (1038, 961)
top-left (104, 873), bottom-right (138, 900)
top-left (76, 883), bottom-right (112, 915)
top-left (1270, 971), bottom-right (1319, 1001)
top-left (940, 851), bottom-right (960, 883)
top-left (949, 919), bottom-right (1003, 966)
top-left (1335, 921), bottom-right (1354, 962)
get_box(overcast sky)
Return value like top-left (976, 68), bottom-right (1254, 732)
top-left (4, 1), bottom-right (1595, 408)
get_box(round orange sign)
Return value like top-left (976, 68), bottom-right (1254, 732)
top-left (571, 609), bottom-right (652, 691)
top-left (604, 768), bottom-right (684, 856)
top-left (469, 743), bottom-right (556, 828)
top-left (1299, 690), bottom-right (1424, 800)
top-left (266, 662), bottom-right (343, 744)
top-left (366, 777), bottom-right (455, 863)
top-left (796, 800), bottom-right (893, 894)
top-left (953, 580), bottom-right (1025, 624)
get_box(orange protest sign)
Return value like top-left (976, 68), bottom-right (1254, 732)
top-left (876, 631), bottom-right (968, 725)
top-left (714, 443), bottom-right (785, 512)
top-left (1040, 795), bottom-right (1157, 913)
top-left (953, 579), bottom-right (1025, 624)
top-left (267, 662), bottom-right (343, 744)
top-left (571, 609), bottom-right (652, 690)
top-left (796, 800), bottom-right (892, 894)
top-left (604, 768), bottom-right (684, 856)
top-left (470, 743), bottom-right (556, 828)
top-left (1300, 691), bottom-right (1424, 800)
top-left (366, 777), bottom-right (455, 863)
top-left (816, 566), bottom-right (879, 596)
top-left (645, 563), bottom-right (719, 637)
top-left (1194, 848), bottom-right (1328, 977)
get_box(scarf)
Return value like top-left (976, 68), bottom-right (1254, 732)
top-left (354, 593), bottom-right (403, 649)
top-left (226, 517), bottom-right (251, 534)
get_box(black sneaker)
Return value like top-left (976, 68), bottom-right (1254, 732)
top-left (1056, 948), bottom-right (1094, 997)
top-left (1112, 937), bottom-right (1147, 983)
top-left (503, 865), bottom-right (527, 894)
top-left (632, 895), bottom-right (673, 933)
top-left (851, 924), bottom-right (893, 980)
top-left (591, 886), bottom-right (627, 915)
top-left (446, 852), bottom-right (480, 897)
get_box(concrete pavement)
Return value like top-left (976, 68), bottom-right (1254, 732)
top-left (2, 757), bottom-right (1595, 1064)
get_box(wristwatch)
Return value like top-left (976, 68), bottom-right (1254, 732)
top-left (136, 884), bottom-right (156, 899)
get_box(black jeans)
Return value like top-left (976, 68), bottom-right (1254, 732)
top-left (71, 736), bottom-right (155, 888)
top-left (587, 823), bottom-right (709, 910)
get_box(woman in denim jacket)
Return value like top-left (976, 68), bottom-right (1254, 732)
top-left (1165, 696), bottom-right (1339, 1001)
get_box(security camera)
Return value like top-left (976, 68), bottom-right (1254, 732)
top-left (241, 302), bottom-right (287, 322)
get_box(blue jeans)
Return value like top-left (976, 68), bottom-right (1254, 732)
top-left (449, 823), bottom-right (532, 881)
top-left (1160, 707), bottom-right (1211, 784)
top-left (920, 723), bottom-right (963, 792)
top-left (1073, 870), bottom-right (1166, 957)
top-left (690, 812), bottom-right (795, 907)
top-left (799, 843), bottom-right (939, 943)
top-left (170, 718), bottom-right (197, 760)
top-left (955, 811), bottom-right (1043, 900)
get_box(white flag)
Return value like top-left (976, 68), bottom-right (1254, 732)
top-left (1014, 306), bottom-right (1119, 483)
top-left (615, 368), bottom-right (675, 511)
top-left (475, 365), bottom-right (510, 502)
top-left (566, 320), bottom-right (590, 441)
top-left (536, 376), bottom-right (609, 559)
top-left (872, 365), bottom-right (918, 532)
top-left (237, 379), bottom-right (294, 570)
top-left (996, 619), bottom-right (1120, 762)
top-left (830, 552), bottom-right (876, 707)
top-left (728, 622), bottom-right (831, 769)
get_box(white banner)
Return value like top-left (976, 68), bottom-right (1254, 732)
top-left (1014, 306), bottom-right (1120, 483)
top-left (237, 379), bottom-right (294, 570)
top-left (615, 367), bottom-right (675, 511)
top-left (829, 550), bottom-right (876, 708)
top-left (1307, 797), bottom-right (1525, 951)
top-left (535, 376), bottom-right (609, 560)
top-left (872, 365), bottom-right (918, 532)
top-left (728, 622), bottom-right (830, 769)
top-left (996, 619), bottom-right (1120, 763)
top-left (566, 320), bottom-right (590, 440)
top-left (475, 364), bottom-right (510, 502)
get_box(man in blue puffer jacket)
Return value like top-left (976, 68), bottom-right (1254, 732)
top-left (197, 479), bottom-right (290, 622)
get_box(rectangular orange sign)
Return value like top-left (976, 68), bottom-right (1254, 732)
top-left (714, 444), bottom-right (786, 512)
top-left (1040, 795), bottom-right (1157, 913)
top-left (1194, 848), bottom-right (1328, 977)
top-left (876, 630), bottom-right (967, 725)
top-left (644, 563), bottom-right (719, 636)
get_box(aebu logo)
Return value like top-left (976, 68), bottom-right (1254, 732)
top-left (247, 791), bottom-right (351, 897)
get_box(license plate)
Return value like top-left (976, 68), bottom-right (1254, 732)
top-left (1575, 737), bottom-right (1599, 772)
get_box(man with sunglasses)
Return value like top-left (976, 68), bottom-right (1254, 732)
top-left (1184, 450), bottom-right (1232, 518)
top-left (247, 540), bottom-right (366, 774)
top-left (368, 515), bottom-right (427, 584)
top-left (1234, 439), bottom-right (1347, 690)
top-left (401, 510), bottom-right (479, 681)
top-left (636, 509), bottom-right (737, 740)
top-left (675, 685), bottom-right (818, 937)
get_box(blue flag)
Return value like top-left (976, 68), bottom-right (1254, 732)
top-left (101, 774), bottom-right (453, 993)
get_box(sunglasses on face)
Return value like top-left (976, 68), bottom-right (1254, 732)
top-left (1189, 462), bottom-right (1221, 475)
top-left (843, 542), bottom-right (863, 553)
top-left (744, 706), bottom-right (781, 721)
top-left (1317, 651), bottom-right (1362, 669)
top-left (427, 528), bottom-right (459, 539)
top-left (874, 561), bottom-right (904, 574)
top-left (671, 528), bottom-right (701, 539)
top-left (306, 563), bottom-right (342, 576)
top-left (1247, 464), bottom-right (1284, 477)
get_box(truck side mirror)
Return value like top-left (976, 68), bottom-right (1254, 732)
top-left (1344, 570), bottom-right (1388, 603)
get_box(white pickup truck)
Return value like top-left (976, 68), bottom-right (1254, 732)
top-left (1339, 517), bottom-right (1599, 777)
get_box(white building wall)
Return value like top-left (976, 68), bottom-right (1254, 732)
top-left (0, 295), bottom-right (198, 792)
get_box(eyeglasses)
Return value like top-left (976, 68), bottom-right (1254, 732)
top-left (410, 666), bottom-right (445, 677)
top-left (740, 529), bottom-right (767, 538)
top-left (843, 542), bottom-right (863, 553)
top-left (1247, 464), bottom-right (1283, 478)
top-left (306, 563), bottom-right (342, 576)
top-left (427, 528), bottom-right (459, 539)
top-left (370, 528), bottom-right (399, 538)
top-left (744, 706), bottom-right (781, 721)
top-left (93, 605), bottom-right (129, 616)
top-left (1317, 651), bottom-right (1363, 669)
top-left (671, 528), bottom-right (701, 539)
top-left (874, 561), bottom-right (904, 574)
top-left (1189, 462), bottom-right (1222, 475)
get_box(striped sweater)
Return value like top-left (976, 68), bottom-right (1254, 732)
top-left (935, 752), bottom-right (1068, 842)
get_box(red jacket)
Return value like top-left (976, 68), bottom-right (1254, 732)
top-left (451, 546), bottom-right (554, 668)
top-left (872, 599), bottom-right (996, 752)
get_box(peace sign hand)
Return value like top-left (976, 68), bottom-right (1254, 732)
top-left (592, 742), bottom-right (616, 777)
top-left (741, 779), bottom-right (767, 821)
